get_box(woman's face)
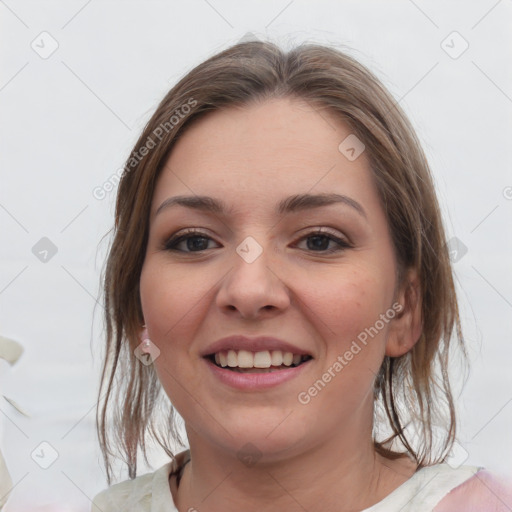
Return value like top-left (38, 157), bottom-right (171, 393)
top-left (140, 97), bottom-right (417, 461)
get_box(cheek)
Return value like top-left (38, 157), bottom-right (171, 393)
top-left (303, 267), bottom-right (392, 399)
top-left (140, 260), bottom-right (212, 335)
top-left (139, 258), bottom-right (222, 390)
top-left (308, 270), bottom-right (390, 340)
top-left (139, 262), bottom-right (203, 408)
top-left (297, 275), bottom-right (390, 411)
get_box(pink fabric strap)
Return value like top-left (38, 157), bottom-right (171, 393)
top-left (434, 470), bottom-right (512, 511)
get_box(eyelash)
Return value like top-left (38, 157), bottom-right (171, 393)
top-left (163, 228), bottom-right (352, 254)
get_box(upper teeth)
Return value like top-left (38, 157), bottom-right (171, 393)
top-left (214, 350), bottom-right (304, 368)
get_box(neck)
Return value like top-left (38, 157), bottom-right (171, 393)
top-left (174, 429), bottom-right (415, 512)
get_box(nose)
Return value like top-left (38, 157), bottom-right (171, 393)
top-left (215, 241), bottom-right (290, 320)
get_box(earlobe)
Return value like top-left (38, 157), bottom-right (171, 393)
top-left (140, 325), bottom-right (149, 347)
top-left (385, 268), bottom-right (422, 357)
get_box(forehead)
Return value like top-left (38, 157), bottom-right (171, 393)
top-left (151, 97), bottom-right (378, 217)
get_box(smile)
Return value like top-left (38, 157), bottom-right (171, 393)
top-left (206, 349), bottom-right (313, 373)
top-left (204, 350), bottom-right (313, 390)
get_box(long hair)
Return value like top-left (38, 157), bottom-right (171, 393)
top-left (96, 40), bottom-right (466, 483)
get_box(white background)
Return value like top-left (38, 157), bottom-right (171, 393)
top-left (1, 1), bottom-right (511, 510)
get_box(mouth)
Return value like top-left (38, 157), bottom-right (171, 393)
top-left (204, 350), bottom-right (313, 373)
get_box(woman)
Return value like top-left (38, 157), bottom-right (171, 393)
top-left (91, 40), bottom-right (511, 511)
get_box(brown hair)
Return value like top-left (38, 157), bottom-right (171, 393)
top-left (96, 40), bottom-right (466, 484)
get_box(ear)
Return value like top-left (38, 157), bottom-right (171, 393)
top-left (385, 268), bottom-right (422, 357)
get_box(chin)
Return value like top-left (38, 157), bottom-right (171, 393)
top-left (215, 414), bottom-right (309, 460)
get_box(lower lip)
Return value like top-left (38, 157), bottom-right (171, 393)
top-left (204, 357), bottom-right (312, 390)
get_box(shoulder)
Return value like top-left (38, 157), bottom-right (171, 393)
top-left (91, 471), bottom-right (154, 512)
top-left (91, 463), bottom-right (172, 512)
top-left (91, 449), bottom-right (189, 511)
top-left (434, 469), bottom-right (512, 512)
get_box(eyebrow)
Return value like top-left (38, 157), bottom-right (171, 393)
top-left (155, 193), bottom-right (367, 219)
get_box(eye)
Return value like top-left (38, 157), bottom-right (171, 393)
top-left (163, 227), bottom-right (351, 254)
top-left (163, 229), bottom-right (220, 253)
top-left (294, 229), bottom-right (351, 254)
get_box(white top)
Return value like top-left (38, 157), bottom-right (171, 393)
top-left (91, 449), bottom-right (482, 512)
